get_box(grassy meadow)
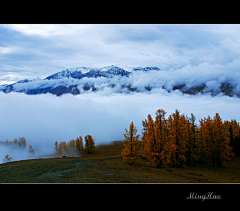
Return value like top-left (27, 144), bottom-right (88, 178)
top-left (0, 141), bottom-right (240, 183)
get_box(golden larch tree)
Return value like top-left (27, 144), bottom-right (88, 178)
top-left (153, 109), bottom-right (168, 167)
top-left (200, 116), bottom-right (214, 164)
top-left (76, 136), bottom-right (84, 153)
top-left (186, 113), bottom-right (198, 166)
top-left (198, 118), bottom-right (208, 163)
top-left (58, 141), bottom-right (68, 155)
top-left (167, 110), bottom-right (187, 167)
top-left (54, 141), bottom-right (59, 155)
top-left (199, 114), bottom-right (234, 166)
top-left (28, 145), bottom-right (35, 154)
top-left (142, 110), bottom-right (169, 167)
top-left (212, 113), bottom-right (233, 166)
top-left (3, 154), bottom-right (13, 162)
top-left (122, 121), bottom-right (140, 164)
top-left (228, 119), bottom-right (240, 156)
top-left (84, 135), bottom-right (95, 153)
top-left (142, 114), bottom-right (156, 166)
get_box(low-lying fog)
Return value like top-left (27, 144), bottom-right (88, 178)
top-left (0, 89), bottom-right (239, 163)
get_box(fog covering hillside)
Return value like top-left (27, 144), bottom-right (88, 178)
top-left (0, 88), bottom-right (239, 163)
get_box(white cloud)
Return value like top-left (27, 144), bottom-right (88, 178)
top-left (2, 24), bottom-right (240, 85)
top-left (0, 46), bottom-right (18, 54)
top-left (5, 24), bottom-right (90, 38)
top-left (2, 60), bottom-right (240, 96)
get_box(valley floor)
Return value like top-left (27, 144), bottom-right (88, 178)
top-left (0, 141), bottom-right (240, 183)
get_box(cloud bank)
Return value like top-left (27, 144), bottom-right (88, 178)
top-left (1, 24), bottom-right (240, 86)
top-left (0, 90), bottom-right (239, 163)
top-left (2, 62), bottom-right (240, 97)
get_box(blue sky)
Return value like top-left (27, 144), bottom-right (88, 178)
top-left (1, 24), bottom-right (240, 85)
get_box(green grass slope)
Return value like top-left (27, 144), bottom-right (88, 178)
top-left (0, 141), bottom-right (240, 183)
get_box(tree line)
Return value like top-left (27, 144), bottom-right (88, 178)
top-left (0, 137), bottom-right (27, 148)
top-left (122, 109), bottom-right (240, 167)
top-left (0, 137), bottom-right (35, 162)
top-left (54, 135), bottom-right (95, 156)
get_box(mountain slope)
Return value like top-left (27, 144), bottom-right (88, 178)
top-left (0, 65), bottom-right (239, 97)
top-left (0, 141), bottom-right (240, 183)
top-left (44, 65), bottom-right (160, 80)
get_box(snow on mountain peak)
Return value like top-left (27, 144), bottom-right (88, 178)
top-left (109, 64), bottom-right (134, 72)
top-left (46, 65), bottom-right (161, 80)
top-left (69, 67), bottom-right (95, 74)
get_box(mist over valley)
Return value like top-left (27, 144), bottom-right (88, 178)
top-left (1, 24), bottom-right (240, 165)
top-left (0, 82), bottom-right (239, 163)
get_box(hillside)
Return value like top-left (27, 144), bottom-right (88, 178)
top-left (0, 141), bottom-right (240, 183)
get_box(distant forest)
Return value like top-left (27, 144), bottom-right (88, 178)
top-left (0, 137), bottom-right (35, 162)
top-left (54, 135), bottom-right (95, 157)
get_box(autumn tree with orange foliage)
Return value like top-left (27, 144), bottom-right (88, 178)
top-left (186, 113), bottom-right (198, 166)
top-left (122, 121), bottom-right (140, 164)
top-left (54, 134), bottom-right (95, 156)
top-left (198, 118), bottom-right (208, 163)
top-left (76, 136), bottom-right (84, 153)
top-left (138, 109), bottom-right (236, 168)
top-left (212, 113), bottom-right (233, 166)
top-left (226, 119), bottom-right (240, 156)
top-left (142, 114), bottom-right (156, 166)
top-left (84, 135), bottom-right (95, 153)
top-left (198, 114), bottom-right (234, 166)
top-left (167, 110), bottom-right (188, 167)
top-left (154, 109), bottom-right (168, 167)
top-left (142, 110), bottom-right (168, 167)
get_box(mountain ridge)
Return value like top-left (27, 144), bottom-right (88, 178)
top-left (0, 65), bottom-right (239, 97)
top-left (44, 65), bottom-right (160, 80)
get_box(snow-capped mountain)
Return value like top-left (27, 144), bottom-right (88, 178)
top-left (44, 65), bottom-right (160, 80)
top-left (0, 65), bottom-right (239, 97)
top-left (0, 65), bottom-right (160, 96)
